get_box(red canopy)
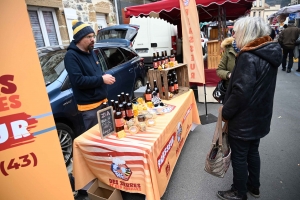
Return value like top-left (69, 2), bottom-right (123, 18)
top-left (125, 0), bottom-right (255, 25)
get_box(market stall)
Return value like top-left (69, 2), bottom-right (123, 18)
top-left (73, 89), bottom-right (200, 200)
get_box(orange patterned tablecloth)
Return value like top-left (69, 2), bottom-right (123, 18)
top-left (73, 90), bottom-right (200, 200)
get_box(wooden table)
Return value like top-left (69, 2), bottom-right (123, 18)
top-left (73, 90), bottom-right (200, 200)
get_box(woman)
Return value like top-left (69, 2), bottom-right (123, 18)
top-left (216, 37), bottom-right (240, 89)
top-left (217, 17), bottom-right (282, 200)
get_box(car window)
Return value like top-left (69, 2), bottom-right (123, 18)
top-left (101, 48), bottom-right (125, 69)
top-left (97, 29), bottom-right (136, 41)
top-left (119, 47), bottom-right (137, 61)
top-left (39, 49), bottom-right (66, 86)
top-left (93, 48), bottom-right (108, 72)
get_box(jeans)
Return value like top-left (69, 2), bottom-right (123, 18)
top-left (282, 48), bottom-right (294, 70)
top-left (81, 104), bottom-right (107, 131)
top-left (229, 136), bottom-right (261, 196)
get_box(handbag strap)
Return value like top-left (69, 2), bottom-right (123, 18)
top-left (212, 106), bottom-right (223, 145)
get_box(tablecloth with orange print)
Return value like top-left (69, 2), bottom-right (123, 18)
top-left (73, 90), bottom-right (200, 200)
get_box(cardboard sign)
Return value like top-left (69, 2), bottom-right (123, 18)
top-left (97, 106), bottom-right (116, 138)
top-left (0, 1), bottom-right (73, 199)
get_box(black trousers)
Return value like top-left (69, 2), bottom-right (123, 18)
top-left (229, 136), bottom-right (261, 196)
top-left (282, 48), bottom-right (294, 70)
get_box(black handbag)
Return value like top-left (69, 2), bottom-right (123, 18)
top-left (212, 80), bottom-right (227, 103)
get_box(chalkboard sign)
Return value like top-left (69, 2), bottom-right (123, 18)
top-left (97, 106), bottom-right (116, 139)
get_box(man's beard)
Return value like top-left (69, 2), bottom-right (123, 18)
top-left (88, 42), bottom-right (94, 51)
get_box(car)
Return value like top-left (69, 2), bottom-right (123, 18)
top-left (38, 43), bottom-right (145, 165)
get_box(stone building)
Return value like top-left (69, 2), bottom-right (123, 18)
top-left (25, 0), bottom-right (117, 47)
top-left (250, 0), bottom-right (267, 18)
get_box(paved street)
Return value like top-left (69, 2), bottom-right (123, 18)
top-left (76, 64), bottom-right (300, 200)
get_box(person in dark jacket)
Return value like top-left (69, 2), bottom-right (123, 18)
top-left (217, 17), bottom-right (282, 200)
top-left (64, 20), bottom-right (116, 131)
top-left (278, 19), bottom-right (300, 73)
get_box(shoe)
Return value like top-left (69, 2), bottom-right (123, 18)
top-left (247, 185), bottom-right (260, 198)
top-left (282, 68), bottom-right (286, 71)
top-left (287, 69), bottom-right (291, 73)
top-left (296, 69), bottom-right (300, 72)
top-left (217, 188), bottom-right (248, 200)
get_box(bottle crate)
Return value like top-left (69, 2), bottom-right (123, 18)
top-left (147, 63), bottom-right (190, 100)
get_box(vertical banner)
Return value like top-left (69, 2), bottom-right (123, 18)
top-left (180, 0), bottom-right (205, 84)
top-left (0, 1), bottom-right (73, 199)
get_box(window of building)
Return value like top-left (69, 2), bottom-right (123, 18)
top-left (254, 1), bottom-right (257, 7)
top-left (27, 6), bottom-right (62, 48)
top-left (253, 12), bottom-right (256, 17)
top-left (259, 0), bottom-right (262, 7)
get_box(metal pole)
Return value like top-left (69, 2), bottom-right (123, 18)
top-left (203, 84), bottom-right (208, 116)
top-left (114, 0), bottom-right (120, 24)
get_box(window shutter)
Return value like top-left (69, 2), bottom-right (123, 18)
top-left (28, 10), bottom-right (45, 48)
top-left (42, 11), bottom-right (58, 46)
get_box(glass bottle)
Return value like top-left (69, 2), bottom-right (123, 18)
top-left (102, 102), bottom-right (108, 108)
top-left (153, 80), bottom-right (160, 98)
top-left (117, 95), bottom-right (126, 118)
top-left (125, 93), bottom-right (134, 120)
top-left (161, 51), bottom-right (165, 66)
top-left (168, 74), bottom-right (174, 94)
top-left (173, 71), bottom-right (178, 94)
top-left (153, 52), bottom-right (158, 70)
top-left (110, 100), bottom-right (116, 114)
top-left (144, 81), bottom-right (152, 102)
top-left (164, 50), bottom-right (169, 63)
top-left (156, 52), bottom-right (161, 66)
top-left (121, 92), bottom-right (126, 106)
top-left (170, 49), bottom-right (175, 62)
top-left (114, 101), bottom-right (124, 132)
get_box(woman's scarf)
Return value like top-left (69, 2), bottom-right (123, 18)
top-left (232, 40), bottom-right (240, 53)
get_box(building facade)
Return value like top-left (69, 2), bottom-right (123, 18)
top-left (250, 0), bottom-right (266, 18)
top-left (25, 0), bottom-right (117, 47)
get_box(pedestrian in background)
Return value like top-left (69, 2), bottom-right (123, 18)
top-left (216, 37), bottom-right (239, 89)
top-left (217, 16), bottom-right (282, 200)
top-left (278, 19), bottom-right (300, 73)
top-left (64, 20), bottom-right (116, 131)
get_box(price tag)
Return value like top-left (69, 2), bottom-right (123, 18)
top-left (117, 130), bottom-right (126, 139)
top-left (97, 106), bottom-right (116, 139)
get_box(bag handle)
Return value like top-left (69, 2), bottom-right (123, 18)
top-left (212, 106), bottom-right (223, 145)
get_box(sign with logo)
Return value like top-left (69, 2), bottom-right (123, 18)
top-left (0, 1), bottom-right (73, 199)
top-left (180, 0), bottom-right (205, 84)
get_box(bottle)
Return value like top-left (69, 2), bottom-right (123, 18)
top-left (114, 101), bottom-right (124, 132)
top-left (161, 74), bottom-right (165, 97)
top-left (110, 100), bottom-right (116, 114)
top-left (117, 95), bottom-right (126, 118)
top-left (153, 80), bottom-right (160, 98)
top-left (153, 52), bottom-right (158, 70)
top-left (156, 52), bottom-right (161, 66)
top-left (121, 92), bottom-right (126, 106)
top-left (125, 93), bottom-right (134, 120)
top-left (102, 102), bottom-right (108, 108)
top-left (144, 81), bottom-right (152, 102)
top-left (168, 74), bottom-right (174, 94)
top-left (161, 51), bottom-right (165, 66)
top-left (170, 49), bottom-right (175, 62)
top-left (164, 50), bottom-right (169, 63)
top-left (173, 71), bottom-right (179, 94)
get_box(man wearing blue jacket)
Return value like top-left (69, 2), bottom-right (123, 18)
top-left (64, 20), bottom-right (115, 131)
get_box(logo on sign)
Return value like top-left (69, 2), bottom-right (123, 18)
top-left (111, 157), bottom-right (132, 181)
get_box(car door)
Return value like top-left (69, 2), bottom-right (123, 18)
top-left (99, 47), bottom-right (136, 100)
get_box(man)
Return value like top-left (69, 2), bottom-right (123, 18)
top-left (278, 19), bottom-right (300, 73)
top-left (64, 20), bottom-right (115, 131)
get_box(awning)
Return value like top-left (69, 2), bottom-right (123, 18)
top-left (276, 4), bottom-right (300, 16)
top-left (125, 0), bottom-right (255, 25)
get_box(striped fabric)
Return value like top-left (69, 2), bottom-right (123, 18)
top-left (73, 90), bottom-right (200, 200)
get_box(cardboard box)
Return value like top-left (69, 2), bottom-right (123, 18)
top-left (87, 179), bottom-right (123, 200)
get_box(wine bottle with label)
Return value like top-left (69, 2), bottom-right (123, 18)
top-left (144, 81), bottom-right (152, 102)
top-left (117, 95), bottom-right (126, 118)
top-left (110, 100), bottom-right (116, 114)
top-left (125, 93), bottom-right (134, 121)
top-left (168, 74), bottom-right (174, 94)
top-left (161, 75), bottom-right (165, 97)
top-left (173, 71), bottom-right (179, 94)
top-left (156, 52), bottom-right (161, 67)
top-left (153, 52), bottom-right (158, 70)
top-left (165, 50), bottom-right (169, 63)
top-left (153, 80), bottom-right (160, 98)
top-left (170, 49), bottom-right (175, 62)
top-left (114, 101), bottom-right (124, 132)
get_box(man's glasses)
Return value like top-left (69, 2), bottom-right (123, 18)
top-left (85, 35), bottom-right (95, 40)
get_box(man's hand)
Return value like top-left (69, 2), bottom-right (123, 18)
top-left (102, 74), bottom-right (115, 85)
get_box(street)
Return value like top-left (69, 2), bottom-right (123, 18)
top-left (76, 64), bottom-right (300, 200)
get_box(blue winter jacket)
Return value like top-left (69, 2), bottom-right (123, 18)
top-left (64, 41), bottom-right (107, 105)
